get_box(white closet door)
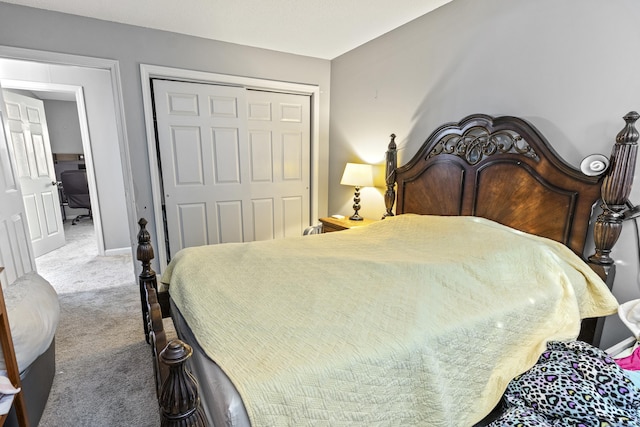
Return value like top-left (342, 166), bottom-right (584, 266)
top-left (3, 91), bottom-right (64, 258)
top-left (246, 89), bottom-right (311, 241)
top-left (153, 79), bottom-right (311, 259)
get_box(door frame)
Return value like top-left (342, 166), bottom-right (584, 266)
top-left (0, 80), bottom-right (103, 254)
top-left (0, 45), bottom-right (137, 258)
top-left (140, 64), bottom-right (320, 270)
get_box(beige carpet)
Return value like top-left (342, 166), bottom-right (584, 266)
top-left (35, 220), bottom-right (161, 426)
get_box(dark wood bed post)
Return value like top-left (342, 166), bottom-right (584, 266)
top-left (383, 134), bottom-right (397, 219)
top-left (159, 340), bottom-right (207, 427)
top-left (137, 218), bottom-right (156, 343)
top-left (137, 218), bottom-right (208, 426)
top-left (588, 111), bottom-right (640, 281)
top-left (137, 218), bottom-right (168, 394)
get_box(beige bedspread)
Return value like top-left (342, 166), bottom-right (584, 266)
top-left (162, 214), bottom-right (618, 426)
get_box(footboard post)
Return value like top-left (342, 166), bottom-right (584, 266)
top-left (137, 218), bottom-right (157, 343)
top-left (159, 340), bottom-right (207, 427)
top-left (383, 133), bottom-right (397, 219)
top-left (588, 111), bottom-right (639, 279)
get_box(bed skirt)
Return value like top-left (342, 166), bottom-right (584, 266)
top-left (5, 337), bottom-right (55, 427)
top-left (172, 302), bottom-right (250, 427)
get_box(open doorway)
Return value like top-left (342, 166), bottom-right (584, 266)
top-left (0, 47), bottom-right (135, 287)
top-left (1, 85), bottom-right (96, 259)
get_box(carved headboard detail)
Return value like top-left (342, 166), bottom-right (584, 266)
top-left (427, 126), bottom-right (539, 164)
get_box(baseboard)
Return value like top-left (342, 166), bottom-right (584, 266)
top-left (104, 246), bottom-right (132, 256)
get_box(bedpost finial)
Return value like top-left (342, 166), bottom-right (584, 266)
top-left (624, 111), bottom-right (639, 122)
top-left (160, 340), bottom-right (194, 366)
top-left (159, 340), bottom-right (207, 426)
top-left (383, 134), bottom-right (398, 219)
top-left (137, 217), bottom-right (155, 264)
top-left (589, 112), bottom-right (640, 269)
top-left (617, 111), bottom-right (640, 145)
top-left (137, 218), bottom-right (150, 246)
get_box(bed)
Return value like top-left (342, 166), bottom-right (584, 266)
top-left (0, 271), bottom-right (59, 427)
top-left (137, 112), bottom-right (640, 426)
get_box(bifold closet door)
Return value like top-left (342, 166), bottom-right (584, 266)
top-left (153, 79), bottom-right (311, 259)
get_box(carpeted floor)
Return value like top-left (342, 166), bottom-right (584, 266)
top-left (35, 220), bottom-right (161, 426)
top-left (35, 220), bottom-right (136, 294)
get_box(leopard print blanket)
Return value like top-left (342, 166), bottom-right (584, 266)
top-left (489, 340), bottom-right (640, 426)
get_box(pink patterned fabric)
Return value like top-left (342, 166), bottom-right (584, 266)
top-left (615, 346), bottom-right (640, 371)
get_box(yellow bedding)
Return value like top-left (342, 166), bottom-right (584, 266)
top-left (162, 214), bottom-right (618, 426)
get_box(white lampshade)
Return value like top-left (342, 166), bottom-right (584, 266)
top-left (340, 163), bottom-right (374, 187)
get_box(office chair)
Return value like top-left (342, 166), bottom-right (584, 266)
top-left (60, 169), bottom-right (92, 225)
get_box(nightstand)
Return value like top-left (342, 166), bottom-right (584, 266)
top-left (319, 216), bottom-right (378, 233)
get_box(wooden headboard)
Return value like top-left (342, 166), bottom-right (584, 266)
top-left (383, 113), bottom-right (639, 346)
top-left (383, 113), bottom-right (639, 280)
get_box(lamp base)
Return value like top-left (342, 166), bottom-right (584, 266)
top-left (349, 186), bottom-right (364, 221)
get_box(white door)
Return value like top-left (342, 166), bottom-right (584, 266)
top-left (153, 79), bottom-right (311, 259)
top-left (3, 91), bottom-right (65, 257)
top-left (0, 90), bottom-right (36, 286)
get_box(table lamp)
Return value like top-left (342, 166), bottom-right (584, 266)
top-left (340, 163), bottom-right (374, 221)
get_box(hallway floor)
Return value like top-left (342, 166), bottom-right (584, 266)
top-left (35, 220), bottom-right (135, 294)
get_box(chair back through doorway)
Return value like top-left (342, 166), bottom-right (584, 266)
top-left (60, 169), bottom-right (92, 225)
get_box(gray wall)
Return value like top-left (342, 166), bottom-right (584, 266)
top-left (43, 99), bottom-right (83, 154)
top-left (330, 0), bottom-right (640, 348)
top-left (0, 2), bottom-right (331, 266)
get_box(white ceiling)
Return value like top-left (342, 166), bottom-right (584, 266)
top-left (1, 0), bottom-right (452, 59)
